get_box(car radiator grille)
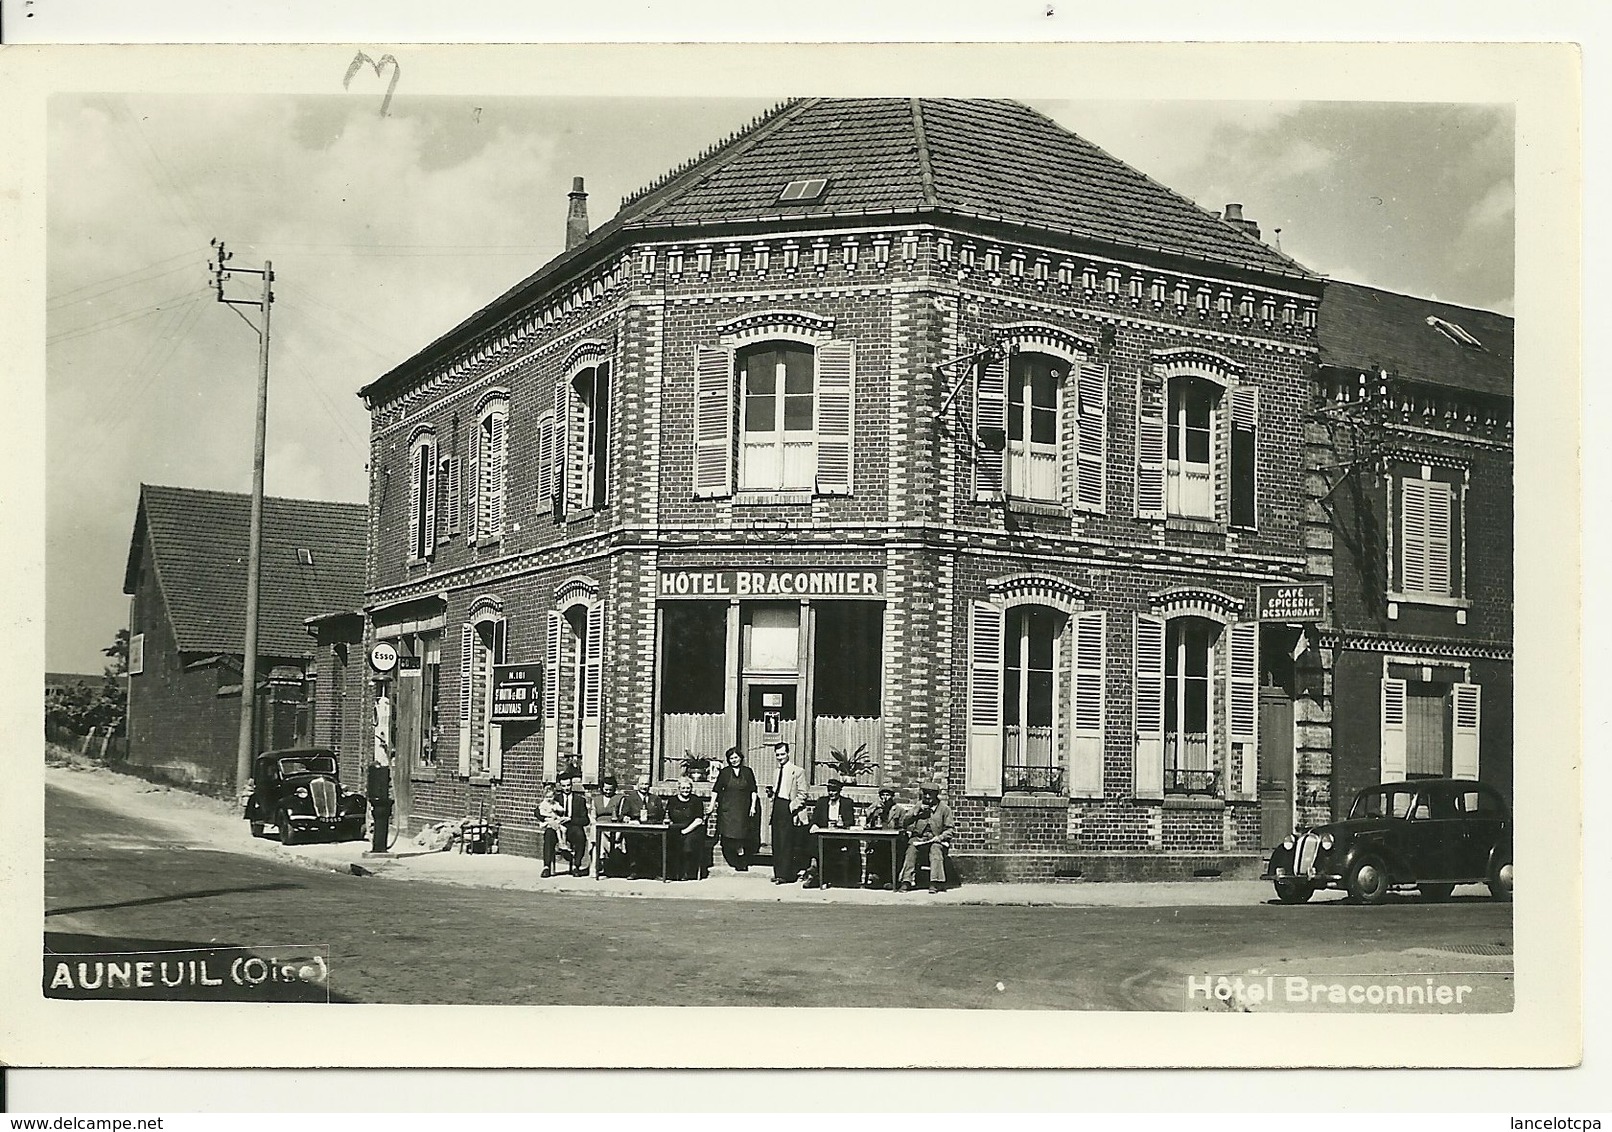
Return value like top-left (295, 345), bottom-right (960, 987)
top-left (1295, 833), bottom-right (1322, 876)
top-left (310, 777), bottom-right (338, 819)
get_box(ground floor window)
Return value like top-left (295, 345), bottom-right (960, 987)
top-left (1164, 617), bottom-right (1217, 794)
top-left (1003, 606), bottom-right (1064, 792)
top-left (1382, 662), bottom-right (1480, 782)
top-left (460, 617), bottom-right (505, 778)
top-left (657, 598), bottom-right (884, 784)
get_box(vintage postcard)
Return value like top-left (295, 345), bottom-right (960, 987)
top-left (0, 41), bottom-right (1581, 1069)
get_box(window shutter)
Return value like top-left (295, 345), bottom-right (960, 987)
top-left (1068, 611), bottom-right (1106, 798)
top-left (580, 601), bottom-right (604, 783)
top-left (458, 623), bottom-right (474, 778)
top-left (815, 339), bottom-right (854, 495)
top-left (543, 610), bottom-right (562, 782)
top-left (1133, 614), bottom-right (1165, 800)
top-left (422, 444), bottom-right (438, 558)
top-left (487, 411), bottom-right (506, 536)
top-left (974, 354), bottom-right (1006, 501)
top-left (1076, 363), bottom-right (1108, 512)
top-left (1227, 620), bottom-right (1259, 800)
top-left (964, 601), bottom-right (1005, 796)
top-left (1230, 385), bottom-right (1258, 529)
top-left (467, 422), bottom-right (480, 543)
top-left (1451, 682), bottom-right (1481, 779)
top-left (536, 413), bottom-right (553, 513)
top-left (1380, 677), bottom-right (1407, 782)
top-left (693, 345), bottom-right (734, 498)
top-left (407, 447), bottom-right (422, 560)
top-left (1135, 408), bottom-right (1166, 519)
top-left (488, 619), bottom-right (506, 780)
top-left (1401, 478), bottom-right (1428, 594)
top-left (554, 380), bottom-right (571, 516)
top-left (444, 456), bottom-right (460, 536)
top-left (1426, 481), bottom-right (1452, 596)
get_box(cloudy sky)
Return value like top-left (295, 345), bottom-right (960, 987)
top-left (45, 93), bottom-right (1514, 672)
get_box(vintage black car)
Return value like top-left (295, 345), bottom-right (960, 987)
top-left (244, 748), bottom-right (367, 845)
top-left (1264, 778), bottom-right (1512, 905)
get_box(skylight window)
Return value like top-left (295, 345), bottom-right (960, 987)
top-left (778, 178), bottom-right (828, 203)
top-left (296, 548), bottom-right (315, 566)
top-left (1425, 315), bottom-right (1484, 350)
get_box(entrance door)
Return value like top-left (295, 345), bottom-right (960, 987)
top-left (1259, 686), bottom-right (1295, 850)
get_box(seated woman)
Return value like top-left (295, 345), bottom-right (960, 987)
top-left (664, 776), bottom-right (708, 881)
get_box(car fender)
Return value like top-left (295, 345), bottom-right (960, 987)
top-left (1486, 835), bottom-right (1512, 874)
top-left (1340, 837), bottom-right (1407, 883)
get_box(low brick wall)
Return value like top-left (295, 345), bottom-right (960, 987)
top-left (953, 851), bottom-right (1264, 884)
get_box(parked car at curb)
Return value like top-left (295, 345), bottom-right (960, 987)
top-left (1263, 778), bottom-right (1512, 905)
top-left (243, 748), bottom-right (367, 846)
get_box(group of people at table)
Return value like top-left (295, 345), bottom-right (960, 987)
top-left (533, 743), bottom-right (956, 892)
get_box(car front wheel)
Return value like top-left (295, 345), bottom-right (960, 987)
top-left (277, 810), bottom-right (298, 847)
top-left (1488, 859), bottom-right (1513, 902)
top-left (1345, 858), bottom-right (1391, 905)
top-left (1274, 877), bottom-right (1315, 904)
top-left (1418, 883), bottom-right (1455, 902)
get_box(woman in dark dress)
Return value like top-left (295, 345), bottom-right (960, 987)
top-left (709, 746), bottom-right (760, 871)
top-left (665, 776), bottom-right (708, 881)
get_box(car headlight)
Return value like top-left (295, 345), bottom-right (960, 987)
top-left (1320, 833), bottom-right (1335, 850)
top-left (295, 787), bottom-right (309, 799)
top-left (1281, 836), bottom-right (1295, 851)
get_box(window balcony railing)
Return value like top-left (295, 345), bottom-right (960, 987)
top-left (1163, 767), bottom-right (1219, 796)
top-left (1003, 764), bottom-right (1065, 794)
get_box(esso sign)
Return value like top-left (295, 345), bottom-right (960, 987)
top-left (369, 642), bottom-right (398, 673)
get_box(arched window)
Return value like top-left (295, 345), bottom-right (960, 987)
top-left (1003, 605), bottom-right (1065, 788)
top-left (1164, 616), bottom-right (1219, 793)
top-left (407, 430), bottom-right (437, 561)
top-left (1167, 377), bottom-right (1218, 519)
top-left (1006, 353), bottom-right (1063, 502)
top-left (572, 362), bottom-right (610, 511)
top-left (738, 341), bottom-right (815, 491)
top-left (469, 395), bottom-right (508, 542)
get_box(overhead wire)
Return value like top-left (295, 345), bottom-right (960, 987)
top-left (46, 286), bottom-right (209, 345)
top-left (47, 250), bottom-right (199, 307)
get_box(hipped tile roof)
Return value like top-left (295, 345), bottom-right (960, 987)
top-left (362, 97), bottom-right (1309, 402)
top-left (124, 485), bottom-right (366, 660)
top-left (1318, 281), bottom-right (1513, 399)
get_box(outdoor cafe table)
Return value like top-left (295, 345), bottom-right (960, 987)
top-left (592, 820), bottom-right (671, 882)
top-left (810, 826), bottom-right (904, 889)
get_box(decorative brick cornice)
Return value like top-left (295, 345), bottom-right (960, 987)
top-left (1148, 585), bottom-right (1246, 622)
top-left (716, 308), bottom-right (837, 342)
top-left (555, 575), bottom-right (601, 609)
top-left (562, 339), bottom-right (611, 375)
top-left (994, 321), bottom-right (1098, 361)
top-left (986, 571), bottom-right (1091, 611)
top-left (1150, 346), bottom-right (1246, 384)
top-left (1319, 628), bottom-right (1513, 662)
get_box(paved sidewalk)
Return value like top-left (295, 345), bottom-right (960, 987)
top-left (46, 761), bottom-right (1296, 908)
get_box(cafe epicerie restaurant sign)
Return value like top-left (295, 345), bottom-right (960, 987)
top-left (1256, 583), bottom-right (1330, 623)
top-left (659, 567), bottom-right (885, 599)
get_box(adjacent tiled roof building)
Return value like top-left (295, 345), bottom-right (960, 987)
top-left (121, 484), bottom-right (366, 791)
top-left (124, 485), bottom-right (366, 659)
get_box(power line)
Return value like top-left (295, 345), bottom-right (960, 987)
top-left (46, 288), bottom-right (208, 346)
top-left (47, 249), bottom-right (198, 305)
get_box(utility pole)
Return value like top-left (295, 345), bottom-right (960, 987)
top-left (212, 240), bottom-right (274, 797)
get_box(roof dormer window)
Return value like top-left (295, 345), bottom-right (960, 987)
top-left (1426, 315), bottom-right (1484, 350)
top-left (296, 548), bottom-right (314, 566)
top-left (778, 178), bottom-right (828, 203)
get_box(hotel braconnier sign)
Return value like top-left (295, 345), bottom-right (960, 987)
top-left (659, 566), bottom-right (885, 599)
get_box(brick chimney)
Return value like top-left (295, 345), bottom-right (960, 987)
top-left (1222, 202), bottom-right (1261, 241)
top-left (565, 176), bottom-right (590, 251)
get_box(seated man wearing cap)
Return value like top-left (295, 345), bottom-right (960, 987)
top-left (862, 784), bottom-right (905, 890)
top-left (898, 783), bottom-right (955, 894)
top-left (804, 778), bottom-right (859, 889)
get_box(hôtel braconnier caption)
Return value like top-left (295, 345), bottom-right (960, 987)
top-left (354, 98), bottom-right (1341, 880)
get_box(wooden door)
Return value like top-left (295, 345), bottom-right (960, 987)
top-left (1259, 686), bottom-right (1295, 850)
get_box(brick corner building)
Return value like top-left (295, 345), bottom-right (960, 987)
top-left (357, 97), bottom-right (1341, 876)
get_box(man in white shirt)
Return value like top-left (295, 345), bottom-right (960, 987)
top-left (768, 742), bottom-right (809, 884)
